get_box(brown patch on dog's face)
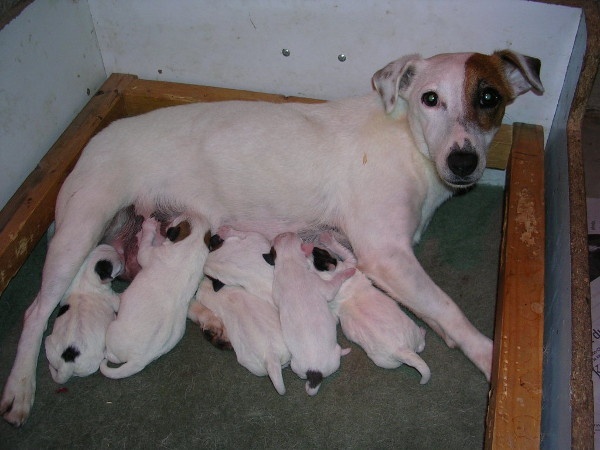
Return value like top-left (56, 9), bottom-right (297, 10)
top-left (463, 53), bottom-right (512, 131)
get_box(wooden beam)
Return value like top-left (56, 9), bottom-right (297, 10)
top-left (121, 78), bottom-right (324, 117)
top-left (485, 123), bottom-right (545, 449)
top-left (0, 73), bottom-right (137, 294)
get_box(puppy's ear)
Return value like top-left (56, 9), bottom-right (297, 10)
top-left (372, 54), bottom-right (421, 114)
top-left (494, 50), bottom-right (544, 97)
top-left (312, 247), bottom-right (338, 272)
top-left (262, 247), bottom-right (276, 266)
top-left (203, 230), bottom-right (212, 248)
top-left (206, 275), bottom-right (225, 292)
top-left (166, 220), bottom-right (192, 242)
top-left (208, 234), bottom-right (224, 251)
top-left (95, 260), bottom-right (115, 282)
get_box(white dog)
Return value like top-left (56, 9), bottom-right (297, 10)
top-left (1, 50), bottom-right (543, 424)
top-left (271, 232), bottom-right (354, 395)
top-left (100, 215), bottom-right (209, 379)
top-left (191, 277), bottom-right (291, 395)
top-left (44, 244), bottom-right (122, 384)
top-left (316, 233), bottom-right (431, 384)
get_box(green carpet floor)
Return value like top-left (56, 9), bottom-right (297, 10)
top-left (0, 185), bottom-right (502, 449)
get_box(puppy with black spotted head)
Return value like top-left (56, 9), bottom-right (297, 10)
top-left (100, 214), bottom-right (210, 379)
top-left (44, 244), bottom-right (123, 384)
top-left (203, 226), bottom-right (275, 303)
top-left (270, 232), bottom-right (355, 396)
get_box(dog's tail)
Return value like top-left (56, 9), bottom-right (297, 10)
top-left (394, 349), bottom-right (431, 384)
top-left (305, 370), bottom-right (323, 396)
top-left (265, 358), bottom-right (286, 395)
top-left (99, 358), bottom-right (144, 379)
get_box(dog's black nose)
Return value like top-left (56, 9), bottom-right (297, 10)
top-left (447, 151), bottom-right (478, 178)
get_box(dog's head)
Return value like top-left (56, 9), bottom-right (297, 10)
top-left (372, 50), bottom-right (543, 188)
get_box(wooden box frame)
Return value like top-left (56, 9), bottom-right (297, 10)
top-left (0, 74), bottom-right (545, 447)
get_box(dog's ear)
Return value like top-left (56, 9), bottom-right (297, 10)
top-left (95, 259), bottom-right (115, 282)
top-left (372, 54), bottom-right (421, 114)
top-left (166, 220), bottom-right (192, 243)
top-left (494, 50), bottom-right (544, 98)
top-left (208, 234), bottom-right (224, 251)
top-left (312, 247), bottom-right (338, 272)
top-left (206, 275), bottom-right (225, 292)
top-left (262, 247), bottom-right (276, 266)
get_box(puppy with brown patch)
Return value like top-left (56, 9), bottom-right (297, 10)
top-left (44, 244), bottom-right (123, 384)
top-left (100, 215), bottom-right (209, 379)
top-left (270, 232), bottom-right (354, 395)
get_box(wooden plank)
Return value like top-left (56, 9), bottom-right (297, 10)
top-left (0, 74), bottom-right (137, 294)
top-left (122, 78), bottom-right (324, 117)
top-left (485, 123), bottom-right (545, 449)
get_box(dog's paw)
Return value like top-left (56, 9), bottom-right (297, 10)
top-left (0, 378), bottom-right (35, 427)
top-left (466, 336), bottom-right (493, 382)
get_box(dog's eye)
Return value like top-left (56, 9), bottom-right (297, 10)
top-left (421, 91), bottom-right (438, 107)
top-left (479, 88), bottom-right (501, 108)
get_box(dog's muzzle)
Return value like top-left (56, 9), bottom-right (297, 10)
top-left (446, 140), bottom-right (480, 186)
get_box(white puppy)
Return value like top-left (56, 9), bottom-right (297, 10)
top-left (192, 277), bottom-right (290, 395)
top-left (316, 233), bottom-right (431, 384)
top-left (270, 232), bottom-right (354, 395)
top-left (100, 215), bottom-right (209, 379)
top-left (203, 226), bottom-right (274, 303)
top-left (44, 244), bottom-right (122, 384)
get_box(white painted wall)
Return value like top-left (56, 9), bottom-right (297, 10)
top-left (88, 0), bottom-right (581, 139)
top-left (0, 0), bottom-right (583, 210)
top-left (0, 0), bottom-right (106, 210)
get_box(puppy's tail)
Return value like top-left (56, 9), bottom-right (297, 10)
top-left (99, 358), bottom-right (144, 379)
top-left (305, 370), bottom-right (323, 396)
top-left (395, 349), bottom-right (431, 385)
top-left (265, 358), bottom-right (286, 395)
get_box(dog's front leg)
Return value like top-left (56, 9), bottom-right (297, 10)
top-left (0, 238), bottom-right (83, 426)
top-left (356, 245), bottom-right (493, 380)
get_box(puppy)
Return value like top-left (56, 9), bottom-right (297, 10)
top-left (203, 226), bottom-right (274, 303)
top-left (316, 233), bottom-right (431, 384)
top-left (100, 215), bottom-right (209, 379)
top-left (44, 244), bottom-right (122, 384)
top-left (192, 277), bottom-right (290, 395)
top-left (270, 232), bottom-right (354, 395)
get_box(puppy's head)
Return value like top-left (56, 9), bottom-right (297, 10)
top-left (79, 244), bottom-right (123, 287)
top-left (372, 50), bottom-right (543, 188)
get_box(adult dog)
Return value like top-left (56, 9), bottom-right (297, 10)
top-left (1, 49), bottom-right (543, 426)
